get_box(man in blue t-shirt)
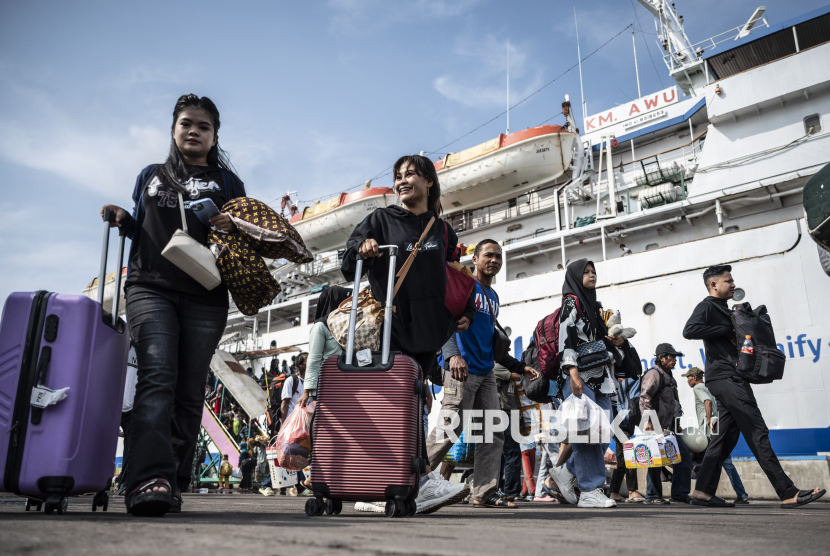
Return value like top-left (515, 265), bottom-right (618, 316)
top-left (426, 239), bottom-right (538, 508)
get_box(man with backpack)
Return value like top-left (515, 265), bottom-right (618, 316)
top-left (683, 265), bottom-right (825, 508)
top-left (428, 240), bottom-right (537, 509)
top-left (640, 343), bottom-right (692, 504)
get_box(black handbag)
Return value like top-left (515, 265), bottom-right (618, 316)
top-left (483, 289), bottom-right (510, 361)
top-left (575, 339), bottom-right (612, 372)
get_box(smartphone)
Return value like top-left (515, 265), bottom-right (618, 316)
top-left (189, 198), bottom-right (221, 227)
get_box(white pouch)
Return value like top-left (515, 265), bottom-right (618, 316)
top-left (161, 191), bottom-right (222, 290)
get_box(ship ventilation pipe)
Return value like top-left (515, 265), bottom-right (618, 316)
top-left (716, 199), bottom-right (724, 235)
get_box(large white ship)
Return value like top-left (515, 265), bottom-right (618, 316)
top-left (215, 1), bottom-right (830, 461)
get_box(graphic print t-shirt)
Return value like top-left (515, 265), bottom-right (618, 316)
top-left (125, 165), bottom-right (228, 306)
top-left (457, 282), bottom-right (499, 376)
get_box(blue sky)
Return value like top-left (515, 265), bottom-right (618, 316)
top-left (1, 0), bottom-right (826, 302)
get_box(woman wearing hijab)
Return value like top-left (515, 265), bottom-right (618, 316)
top-left (298, 286), bottom-right (351, 407)
top-left (548, 259), bottom-right (628, 509)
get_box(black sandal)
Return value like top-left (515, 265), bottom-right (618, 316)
top-left (781, 489), bottom-right (826, 509)
top-left (541, 484), bottom-right (566, 504)
top-left (170, 487), bottom-right (182, 513)
top-left (473, 493), bottom-right (520, 508)
top-left (126, 478), bottom-right (173, 517)
top-left (690, 495), bottom-right (734, 507)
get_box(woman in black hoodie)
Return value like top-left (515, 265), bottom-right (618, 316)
top-left (341, 154), bottom-right (473, 513)
top-left (341, 154), bottom-right (471, 375)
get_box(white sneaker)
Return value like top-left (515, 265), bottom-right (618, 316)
top-left (548, 465), bottom-right (578, 505)
top-left (259, 487), bottom-right (274, 496)
top-left (354, 501), bottom-right (386, 513)
top-left (578, 488), bottom-right (617, 508)
top-left (415, 473), bottom-right (469, 514)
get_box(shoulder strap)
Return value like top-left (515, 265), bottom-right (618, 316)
top-left (176, 192), bottom-right (189, 234)
top-left (392, 216), bottom-right (436, 299)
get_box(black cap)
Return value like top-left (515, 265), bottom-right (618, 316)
top-left (655, 343), bottom-right (684, 357)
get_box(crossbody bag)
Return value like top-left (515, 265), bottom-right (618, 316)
top-left (161, 191), bottom-right (222, 290)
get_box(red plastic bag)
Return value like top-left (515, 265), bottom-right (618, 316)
top-left (275, 402), bottom-right (314, 471)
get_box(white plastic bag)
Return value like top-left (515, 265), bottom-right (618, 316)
top-left (558, 394), bottom-right (612, 443)
top-left (231, 468), bottom-right (242, 479)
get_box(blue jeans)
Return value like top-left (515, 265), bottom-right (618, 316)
top-left (126, 285), bottom-right (228, 494)
top-left (645, 433), bottom-right (692, 501)
top-left (723, 457), bottom-right (748, 500)
top-left (562, 378), bottom-right (612, 492)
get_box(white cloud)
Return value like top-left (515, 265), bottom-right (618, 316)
top-left (432, 36), bottom-right (542, 110)
top-left (0, 120), bottom-right (169, 196)
top-left (328, 0), bottom-right (484, 32)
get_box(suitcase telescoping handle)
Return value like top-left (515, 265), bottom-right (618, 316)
top-left (345, 245), bottom-right (398, 366)
top-left (99, 208), bottom-right (127, 326)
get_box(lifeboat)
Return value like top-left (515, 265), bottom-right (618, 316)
top-left (290, 187), bottom-right (398, 253)
top-left (435, 125), bottom-right (579, 213)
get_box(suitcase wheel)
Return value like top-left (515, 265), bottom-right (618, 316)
top-left (305, 497), bottom-right (325, 517)
top-left (92, 491), bottom-right (109, 512)
top-left (324, 498), bottom-right (342, 516)
top-left (384, 499), bottom-right (407, 518)
top-left (44, 495), bottom-right (68, 516)
top-left (25, 499), bottom-right (42, 512)
top-left (406, 499), bottom-right (416, 516)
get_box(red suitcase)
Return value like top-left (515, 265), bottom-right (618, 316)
top-left (309, 246), bottom-right (428, 518)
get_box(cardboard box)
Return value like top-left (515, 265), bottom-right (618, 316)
top-left (266, 447), bottom-right (298, 487)
top-left (663, 434), bottom-right (682, 464)
top-left (624, 434), bottom-right (670, 468)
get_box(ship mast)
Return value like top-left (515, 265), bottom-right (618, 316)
top-left (634, 0), bottom-right (706, 96)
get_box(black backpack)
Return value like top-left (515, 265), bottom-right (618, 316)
top-left (520, 337), bottom-right (553, 403)
top-left (731, 303), bottom-right (786, 384)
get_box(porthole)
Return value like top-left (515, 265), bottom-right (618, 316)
top-left (725, 226), bottom-right (739, 233)
top-left (504, 327), bottom-right (512, 337)
top-left (804, 114), bottom-right (822, 135)
top-left (733, 288), bottom-right (746, 301)
top-left (643, 303), bottom-right (656, 315)
top-left (645, 243), bottom-right (659, 251)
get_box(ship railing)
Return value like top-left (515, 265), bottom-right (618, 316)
top-left (664, 16), bottom-right (769, 69)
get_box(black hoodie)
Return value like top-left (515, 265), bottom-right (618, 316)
top-left (341, 205), bottom-right (459, 355)
top-left (682, 296), bottom-right (738, 383)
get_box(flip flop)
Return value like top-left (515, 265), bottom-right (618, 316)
top-left (473, 494), bottom-right (520, 508)
top-left (625, 495), bottom-right (645, 503)
top-left (690, 495), bottom-right (734, 507)
top-left (541, 484), bottom-right (567, 504)
top-left (781, 489), bottom-right (826, 509)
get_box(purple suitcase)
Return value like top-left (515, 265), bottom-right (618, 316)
top-left (0, 210), bottom-right (131, 514)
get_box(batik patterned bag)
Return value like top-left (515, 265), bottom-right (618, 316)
top-left (209, 197), bottom-right (313, 316)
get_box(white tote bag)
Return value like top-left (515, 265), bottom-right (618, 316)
top-left (161, 191), bottom-right (222, 290)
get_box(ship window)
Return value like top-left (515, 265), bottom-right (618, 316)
top-left (804, 114), bottom-right (821, 135)
top-left (643, 303), bottom-right (656, 315)
top-left (733, 288), bottom-right (746, 301)
top-left (645, 243), bottom-right (659, 251)
top-left (725, 226), bottom-right (740, 233)
top-left (516, 272), bottom-right (527, 279)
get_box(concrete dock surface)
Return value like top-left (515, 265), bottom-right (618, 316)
top-left (0, 493), bottom-right (828, 556)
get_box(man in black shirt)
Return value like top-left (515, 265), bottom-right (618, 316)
top-left (683, 265), bottom-right (824, 508)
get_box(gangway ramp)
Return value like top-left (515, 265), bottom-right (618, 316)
top-left (202, 402), bottom-right (240, 459)
top-left (209, 349), bottom-right (269, 420)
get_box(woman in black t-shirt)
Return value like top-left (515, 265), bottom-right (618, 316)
top-left (102, 94), bottom-right (245, 516)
